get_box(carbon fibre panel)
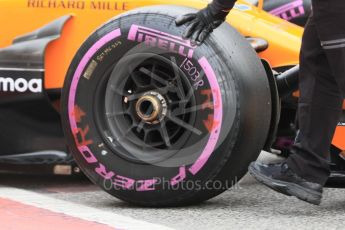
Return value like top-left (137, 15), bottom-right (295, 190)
top-left (0, 15), bottom-right (71, 103)
top-left (0, 16), bottom-right (72, 160)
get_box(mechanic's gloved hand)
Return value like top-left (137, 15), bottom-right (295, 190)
top-left (175, 4), bottom-right (231, 45)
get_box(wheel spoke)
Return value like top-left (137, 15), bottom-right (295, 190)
top-left (106, 111), bottom-right (127, 118)
top-left (109, 84), bottom-right (142, 102)
top-left (183, 87), bottom-right (195, 103)
top-left (170, 56), bottom-right (186, 99)
top-left (113, 126), bottom-right (132, 143)
top-left (140, 67), bottom-right (169, 86)
top-left (126, 93), bottom-right (144, 101)
top-left (160, 121), bottom-right (172, 147)
top-left (130, 72), bottom-right (143, 87)
top-left (136, 120), bottom-right (146, 133)
top-left (151, 61), bottom-right (157, 78)
top-left (172, 103), bottom-right (212, 116)
top-left (170, 56), bottom-right (180, 80)
top-left (155, 84), bottom-right (176, 95)
top-left (166, 114), bottom-right (202, 136)
top-left (169, 100), bottom-right (189, 106)
top-left (109, 84), bottom-right (127, 96)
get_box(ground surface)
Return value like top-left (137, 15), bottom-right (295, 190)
top-left (1, 152), bottom-right (345, 230)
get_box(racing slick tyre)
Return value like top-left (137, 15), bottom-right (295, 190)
top-left (61, 5), bottom-right (272, 206)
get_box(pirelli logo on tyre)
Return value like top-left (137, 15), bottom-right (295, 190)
top-left (128, 24), bottom-right (195, 58)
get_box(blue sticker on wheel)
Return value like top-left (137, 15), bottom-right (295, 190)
top-left (233, 4), bottom-right (252, 11)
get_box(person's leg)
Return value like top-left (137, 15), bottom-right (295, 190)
top-left (248, 1), bottom-right (345, 205)
top-left (287, 0), bottom-right (345, 186)
top-left (248, 17), bottom-right (328, 205)
top-left (315, 0), bottom-right (345, 96)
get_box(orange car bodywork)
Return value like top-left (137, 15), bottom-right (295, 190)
top-left (0, 0), bottom-right (344, 149)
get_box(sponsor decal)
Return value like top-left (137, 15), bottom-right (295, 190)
top-left (233, 4), bottom-right (252, 11)
top-left (128, 25), bottom-right (195, 59)
top-left (27, 0), bottom-right (129, 11)
top-left (0, 77), bottom-right (42, 93)
top-left (270, 0), bottom-right (305, 21)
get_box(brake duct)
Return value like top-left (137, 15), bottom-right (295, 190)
top-left (275, 65), bottom-right (300, 98)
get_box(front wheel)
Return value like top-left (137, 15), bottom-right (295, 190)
top-left (61, 5), bottom-right (272, 206)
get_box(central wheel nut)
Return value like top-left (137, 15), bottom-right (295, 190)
top-left (135, 91), bottom-right (167, 124)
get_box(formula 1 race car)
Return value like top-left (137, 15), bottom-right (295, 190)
top-left (0, 0), bottom-right (344, 206)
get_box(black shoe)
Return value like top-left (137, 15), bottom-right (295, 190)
top-left (248, 162), bottom-right (323, 205)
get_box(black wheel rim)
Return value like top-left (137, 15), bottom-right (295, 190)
top-left (94, 53), bottom-right (207, 164)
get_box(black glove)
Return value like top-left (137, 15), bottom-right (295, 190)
top-left (175, 4), bottom-right (232, 45)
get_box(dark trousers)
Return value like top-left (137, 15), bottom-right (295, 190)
top-left (286, 0), bottom-right (345, 185)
